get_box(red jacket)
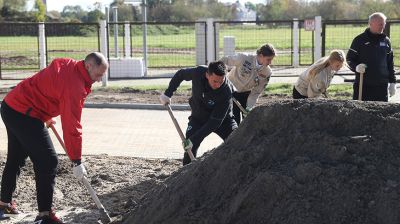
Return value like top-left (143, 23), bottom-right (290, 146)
top-left (5, 58), bottom-right (93, 160)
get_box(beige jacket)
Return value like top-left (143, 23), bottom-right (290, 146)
top-left (295, 66), bottom-right (336, 98)
top-left (220, 53), bottom-right (272, 108)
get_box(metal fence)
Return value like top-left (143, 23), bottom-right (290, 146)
top-left (107, 21), bottom-right (205, 68)
top-left (390, 21), bottom-right (400, 69)
top-left (1, 19), bottom-right (399, 80)
top-left (45, 23), bottom-right (100, 64)
top-left (215, 20), bottom-right (294, 66)
top-left (322, 20), bottom-right (400, 69)
top-left (298, 19), bottom-right (314, 65)
top-left (0, 22), bottom-right (39, 80)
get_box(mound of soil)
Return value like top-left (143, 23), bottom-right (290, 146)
top-left (0, 155), bottom-right (180, 224)
top-left (123, 99), bottom-right (400, 224)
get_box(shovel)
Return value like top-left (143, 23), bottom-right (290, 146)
top-left (49, 124), bottom-right (112, 224)
top-left (358, 71), bottom-right (364, 101)
top-left (232, 97), bottom-right (248, 117)
top-left (165, 104), bottom-right (196, 161)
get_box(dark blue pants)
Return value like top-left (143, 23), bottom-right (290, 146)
top-left (292, 87), bottom-right (308, 99)
top-left (353, 83), bottom-right (388, 102)
top-left (232, 91), bottom-right (251, 124)
top-left (183, 116), bottom-right (237, 165)
top-left (1, 101), bottom-right (58, 212)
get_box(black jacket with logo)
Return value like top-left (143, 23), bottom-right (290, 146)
top-left (164, 66), bottom-right (234, 144)
top-left (346, 28), bottom-right (395, 85)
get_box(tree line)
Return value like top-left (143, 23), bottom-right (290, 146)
top-left (0, 0), bottom-right (399, 23)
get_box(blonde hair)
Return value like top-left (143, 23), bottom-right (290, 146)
top-left (308, 50), bottom-right (346, 78)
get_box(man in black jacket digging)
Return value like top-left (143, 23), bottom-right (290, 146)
top-left (160, 61), bottom-right (238, 165)
top-left (346, 12), bottom-right (396, 101)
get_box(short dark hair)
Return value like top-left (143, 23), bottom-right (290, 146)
top-left (85, 52), bottom-right (107, 66)
top-left (207, 61), bottom-right (226, 76)
top-left (256, 44), bottom-right (276, 57)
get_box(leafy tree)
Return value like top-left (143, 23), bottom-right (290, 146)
top-left (109, 0), bottom-right (139, 22)
top-left (61, 5), bottom-right (87, 22)
top-left (245, 2), bottom-right (256, 11)
top-left (3, 0), bottom-right (25, 11)
top-left (84, 9), bottom-right (105, 23)
top-left (34, 0), bottom-right (46, 22)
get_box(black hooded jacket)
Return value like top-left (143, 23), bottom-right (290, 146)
top-left (346, 28), bottom-right (395, 85)
top-left (164, 66), bottom-right (234, 145)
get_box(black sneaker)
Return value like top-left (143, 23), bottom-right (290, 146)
top-left (0, 201), bottom-right (19, 214)
top-left (34, 210), bottom-right (64, 224)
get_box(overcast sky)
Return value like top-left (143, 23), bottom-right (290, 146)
top-left (28, 0), bottom-right (267, 12)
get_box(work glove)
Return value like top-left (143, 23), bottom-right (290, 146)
top-left (182, 139), bottom-right (193, 151)
top-left (72, 161), bottom-right (87, 181)
top-left (243, 107), bottom-right (252, 117)
top-left (389, 83), bottom-right (396, 97)
top-left (355, 64), bottom-right (367, 73)
top-left (45, 118), bottom-right (56, 128)
top-left (159, 94), bottom-right (171, 105)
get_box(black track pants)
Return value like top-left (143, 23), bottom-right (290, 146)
top-left (232, 91), bottom-right (250, 124)
top-left (353, 82), bottom-right (388, 102)
top-left (292, 87), bottom-right (308, 99)
top-left (1, 101), bottom-right (58, 212)
top-left (182, 116), bottom-right (237, 165)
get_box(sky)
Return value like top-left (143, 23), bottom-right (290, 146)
top-left (28, 0), bottom-right (267, 12)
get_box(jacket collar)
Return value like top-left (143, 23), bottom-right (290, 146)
top-left (77, 60), bottom-right (93, 88)
top-left (365, 28), bottom-right (386, 40)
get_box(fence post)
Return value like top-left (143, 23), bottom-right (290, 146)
top-left (206, 18), bottom-right (215, 64)
top-left (223, 36), bottom-right (235, 57)
top-left (142, 0), bottom-right (148, 76)
top-left (112, 7), bottom-right (119, 58)
top-left (38, 22), bottom-right (46, 70)
top-left (195, 20), bottom-right (207, 65)
top-left (314, 16), bottom-right (322, 61)
top-left (100, 20), bottom-right (108, 87)
top-left (293, 18), bottom-right (299, 67)
top-left (124, 22), bottom-right (131, 57)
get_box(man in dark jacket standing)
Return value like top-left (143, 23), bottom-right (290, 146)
top-left (159, 61), bottom-right (238, 165)
top-left (346, 12), bottom-right (396, 102)
top-left (0, 52), bottom-right (108, 224)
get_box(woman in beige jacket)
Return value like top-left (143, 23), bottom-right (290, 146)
top-left (293, 50), bottom-right (346, 99)
top-left (220, 44), bottom-right (276, 124)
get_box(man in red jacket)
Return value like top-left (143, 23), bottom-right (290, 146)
top-left (0, 52), bottom-right (108, 224)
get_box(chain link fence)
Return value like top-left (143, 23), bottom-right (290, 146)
top-left (323, 20), bottom-right (400, 69)
top-left (0, 22), bottom-right (39, 80)
top-left (45, 23), bottom-right (100, 64)
top-left (215, 20), bottom-right (294, 66)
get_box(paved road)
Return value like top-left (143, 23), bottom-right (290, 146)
top-left (0, 108), bottom-right (223, 160)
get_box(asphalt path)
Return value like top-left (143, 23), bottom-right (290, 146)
top-left (0, 108), bottom-right (223, 160)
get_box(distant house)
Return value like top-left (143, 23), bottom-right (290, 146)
top-left (232, 1), bottom-right (256, 21)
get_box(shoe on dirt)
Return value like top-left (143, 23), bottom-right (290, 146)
top-left (0, 201), bottom-right (19, 214)
top-left (0, 209), bottom-right (10, 220)
top-left (33, 210), bottom-right (64, 224)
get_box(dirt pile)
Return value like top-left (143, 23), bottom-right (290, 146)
top-left (0, 155), bottom-right (180, 224)
top-left (123, 99), bottom-right (400, 224)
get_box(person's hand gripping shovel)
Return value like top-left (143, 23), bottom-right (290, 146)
top-left (46, 120), bottom-right (113, 224)
top-left (356, 64), bottom-right (367, 101)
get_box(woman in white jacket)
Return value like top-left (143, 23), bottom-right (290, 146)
top-left (220, 44), bottom-right (276, 124)
top-left (293, 50), bottom-right (346, 99)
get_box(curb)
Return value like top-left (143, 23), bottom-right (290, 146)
top-left (84, 103), bottom-right (190, 110)
top-left (0, 101), bottom-right (190, 110)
